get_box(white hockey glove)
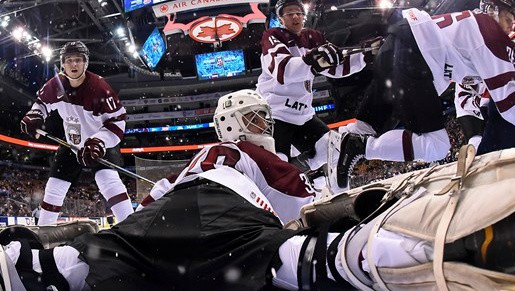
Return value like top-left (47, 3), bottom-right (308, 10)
top-left (457, 83), bottom-right (483, 111)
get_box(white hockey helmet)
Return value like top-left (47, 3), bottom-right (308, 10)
top-left (214, 89), bottom-right (276, 153)
top-left (275, 0), bottom-right (305, 17)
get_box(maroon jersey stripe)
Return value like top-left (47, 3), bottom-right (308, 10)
top-left (342, 56), bottom-right (350, 76)
top-left (484, 71), bottom-right (515, 91)
top-left (402, 130), bottom-right (414, 161)
top-left (104, 122), bottom-right (125, 140)
top-left (496, 91), bottom-right (515, 113)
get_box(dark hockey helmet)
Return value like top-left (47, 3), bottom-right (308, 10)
top-left (60, 41), bottom-right (89, 64)
top-left (481, 0), bottom-right (515, 16)
top-left (275, 0), bottom-right (305, 17)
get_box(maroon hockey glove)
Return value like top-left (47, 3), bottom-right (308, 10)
top-left (77, 138), bottom-right (106, 167)
top-left (20, 109), bottom-right (45, 138)
top-left (303, 42), bottom-right (343, 73)
top-left (361, 36), bottom-right (384, 64)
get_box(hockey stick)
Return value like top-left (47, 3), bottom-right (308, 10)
top-left (36, 129), bottom-right (156, 186)
top-left (340, 45), bottom-right (378, 57)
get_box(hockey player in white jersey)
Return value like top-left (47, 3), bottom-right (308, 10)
top-left (19, 41), bottom-right (133, 225)
top-left (256, 0), bottom-right (374, 175)
top-left (137, 89), bottom-right (316, 223)
top-left (331, 0), bottom-right (515, 190)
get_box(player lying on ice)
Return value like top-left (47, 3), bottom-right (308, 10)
top-left (0, 90), bottom-right (514, 291)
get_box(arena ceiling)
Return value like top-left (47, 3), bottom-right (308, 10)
top-left (0, 0), bottom-right (477, 107)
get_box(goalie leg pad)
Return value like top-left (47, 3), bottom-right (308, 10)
top-left (326, 131), bottom-right (345, 195)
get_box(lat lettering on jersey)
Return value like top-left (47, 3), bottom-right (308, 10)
top-left (444, 63), bottom-right (453, 80)
top-left (285, 98), bottom-right (308, 111)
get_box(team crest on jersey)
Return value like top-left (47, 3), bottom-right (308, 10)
top-left (65, 117), bottom-right (81, 145)
top-left (304, 80), bottom-right (312, 93)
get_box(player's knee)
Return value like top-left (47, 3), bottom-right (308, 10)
top-left (94, 169), bottom-right (127, 195)
top-left (44, 177), bottom-right (71, 201)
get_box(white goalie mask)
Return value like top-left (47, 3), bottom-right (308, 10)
top-left (214, 89), bottom-right (276, 153)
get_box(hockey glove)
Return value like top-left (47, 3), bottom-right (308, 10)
top-left (20, 109), bottom-right (45, 138)
top-left (361, 36), bottom-right (384, 64)
top-left (458, 83), bottom-right (482, 110)
top-left (303, 42), bottom-right (343, 73)
top-left (77, 138), bottom-right (106, 167)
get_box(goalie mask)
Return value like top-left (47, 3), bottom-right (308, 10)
top-left (214, 90), bottom-right (276, 153)
top-left (60, 41), bottom-right (89, 80)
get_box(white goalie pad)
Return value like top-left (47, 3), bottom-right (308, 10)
top-left (301, 146), bottom-right (515, 290)
top-left (326, 130), bottom-right (347, 195)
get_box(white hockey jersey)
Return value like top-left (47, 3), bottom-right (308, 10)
top-left (403, 8), bottom-right (515, 125)
top-left (256, 28), bottom-right (367, 125)
top-left (31, 71), bottom-right (126, 149)
top-left (138, 140), bottom-right (316, 223)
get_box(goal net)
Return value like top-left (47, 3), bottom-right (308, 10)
top-left (134, 156), bottom-right (189, 201)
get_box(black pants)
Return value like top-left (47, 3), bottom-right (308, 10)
top-left (49, 146), bottom-right (124, 183)
top-left (71, 179), bottom-right (298, 291)
top-left (273, 116), bottom-right (329, 161)
top-left (357, 19), bottom-right (445, 135)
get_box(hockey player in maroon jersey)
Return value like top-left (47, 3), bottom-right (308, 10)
top-left (331, 0), bottom-right (515, 190)
top-left (137, 89), bottom-right (316, 223)
top-left (19, 41), bottom-right (133, 225)
top-left (256, 0), bottom-right (374, 176)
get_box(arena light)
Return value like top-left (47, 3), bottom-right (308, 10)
top-left (11, 27), bottom-right (24, 41)
top-left (116, 27), bottom-right (126, 37)
top-left (127, 44), bottom-right (136, 53)
top-left (378, 0), bottom-right (393, 9)
top-left (1, 16), bottom-right (9, 28)
top-left (40, 46), bottom-right (54, 62)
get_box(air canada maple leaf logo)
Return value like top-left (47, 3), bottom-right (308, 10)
top-left (197, 24), bottom-right (235, 39)
top-left (189, 16), bottom-right (242, 43)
